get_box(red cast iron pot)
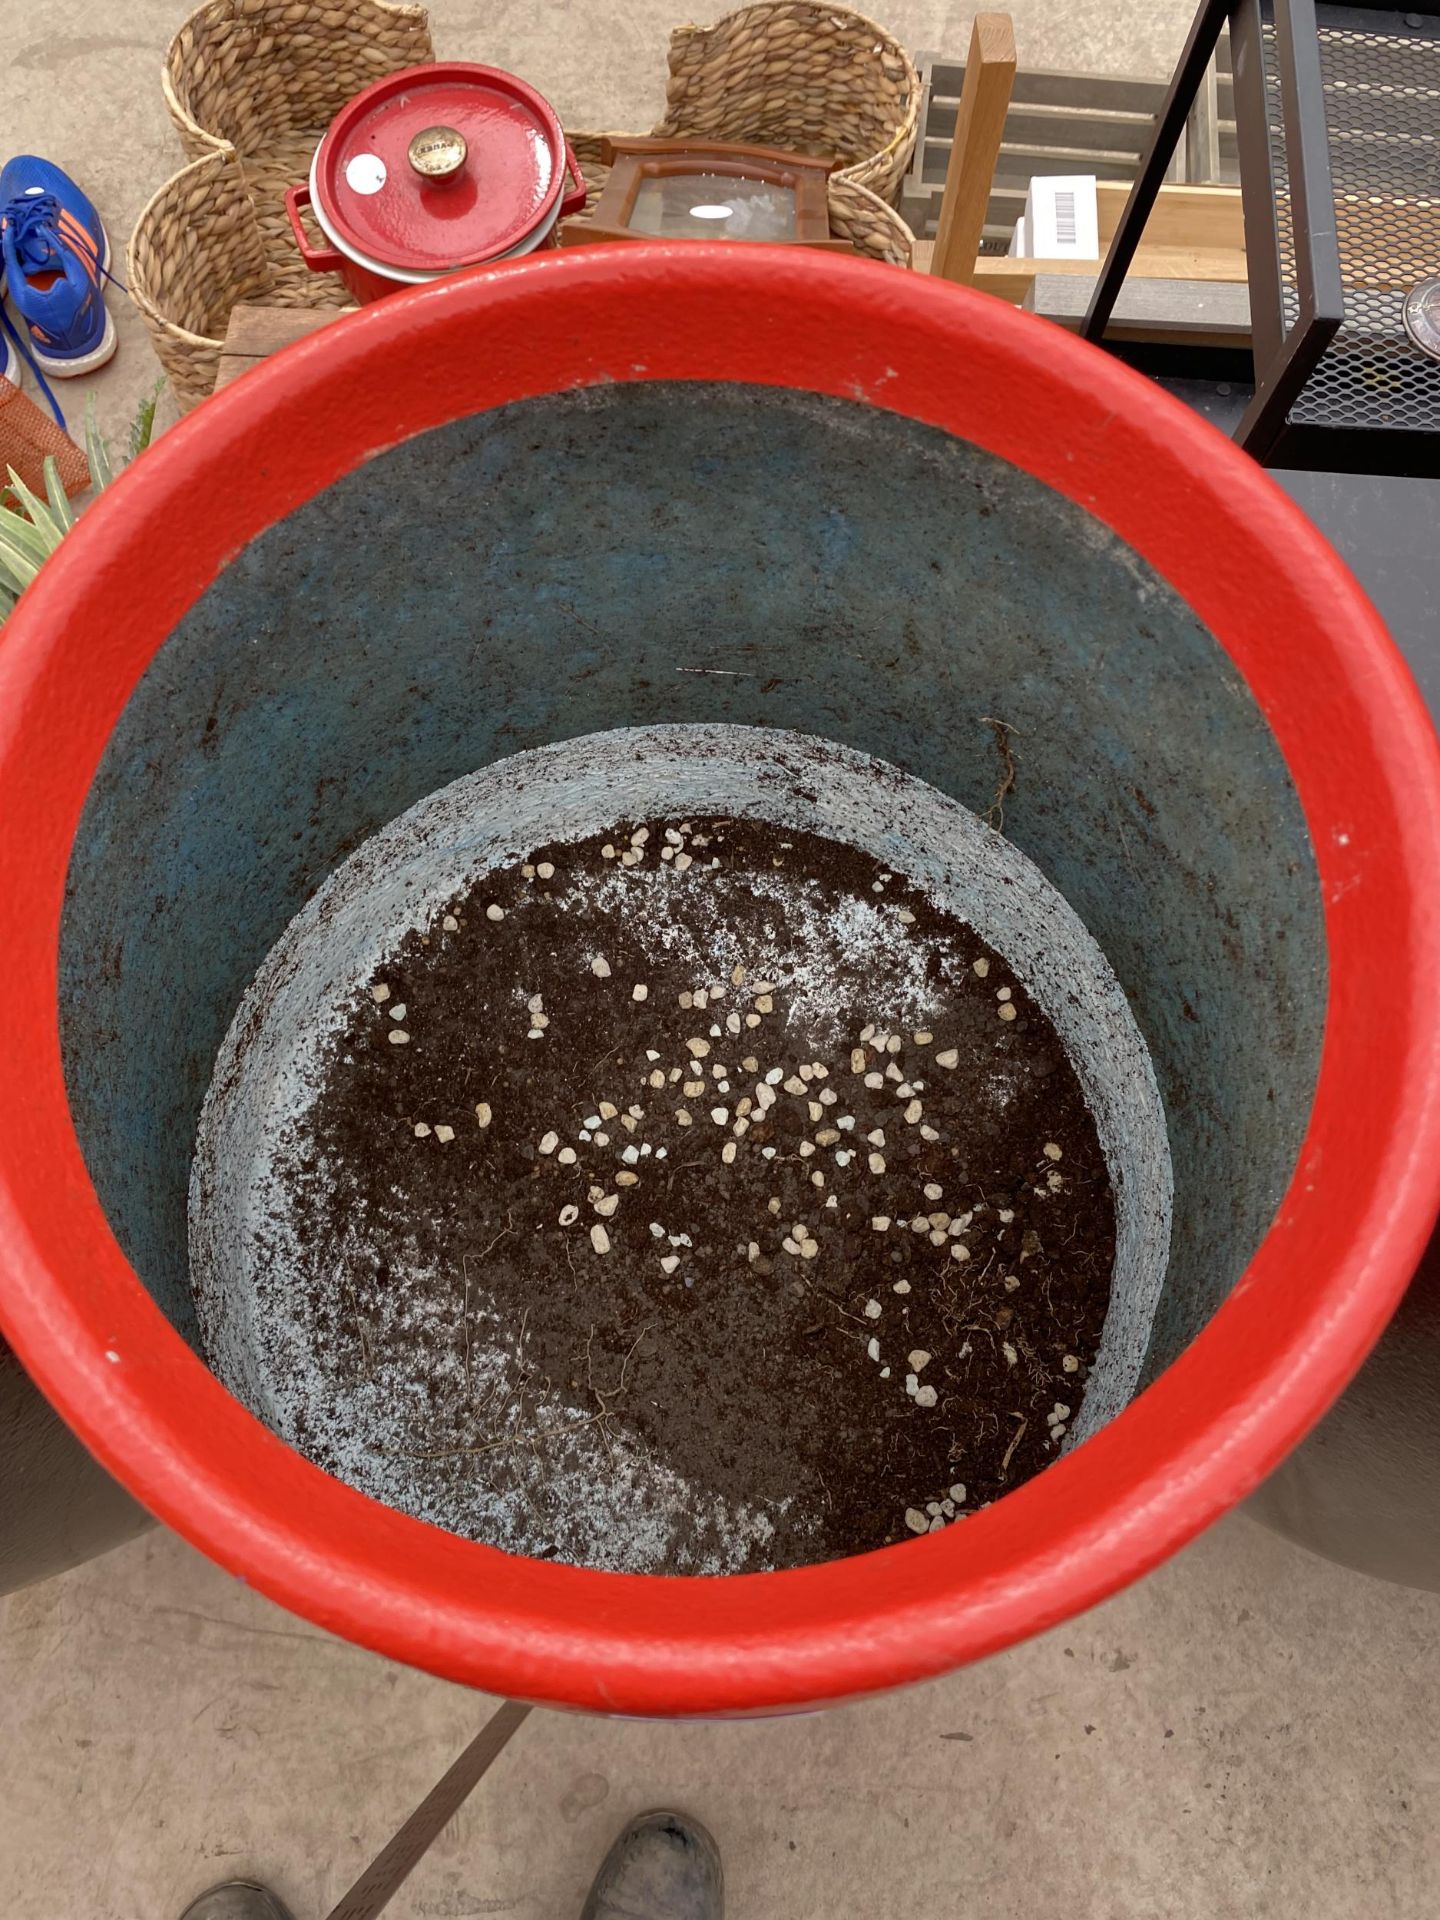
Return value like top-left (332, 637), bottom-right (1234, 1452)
top-left (286, 62), bottom-right (588, 303)
top-left (1, 248), bottom-right (1439, 1716)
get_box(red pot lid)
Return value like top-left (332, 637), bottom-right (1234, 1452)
top-left (315, 63), bottom-right (567, 273)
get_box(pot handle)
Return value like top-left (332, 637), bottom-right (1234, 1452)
top-left (285, 181), bottom-right (347, 274)
top-left (559, 144), bottom-right (589, 219)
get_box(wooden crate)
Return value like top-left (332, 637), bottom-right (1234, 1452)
top-left (900, 43), bottom-right (1237, 247)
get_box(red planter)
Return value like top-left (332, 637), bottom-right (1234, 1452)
top-left (1, 248), bottom-right (1439, 1715)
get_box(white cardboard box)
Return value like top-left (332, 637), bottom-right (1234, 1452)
top-left (1020, 176), bottom-right (1099, 259)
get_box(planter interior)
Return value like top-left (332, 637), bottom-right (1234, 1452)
top-left (61, 377), bottom-right (1320, 1390)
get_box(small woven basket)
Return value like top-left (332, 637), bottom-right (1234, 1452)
top-left (131, 0), bottom-right (434, 409)
top-left (566, 2), bottom-right (917, 264)
top-left (162, 0), bottom-right (433, 160)
top-left (657, 2), bottom-right (919, 200)
top-left (824, 174), bottom-right (913, 267)
top-left (129, 151), bottom-right (274, 411)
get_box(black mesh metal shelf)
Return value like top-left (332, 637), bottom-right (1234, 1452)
top-left (1082, 0), bottom-right (1440, 474)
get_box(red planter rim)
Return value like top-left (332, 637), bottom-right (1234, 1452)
top-left (1, 247), bottom-right (1438, 1715)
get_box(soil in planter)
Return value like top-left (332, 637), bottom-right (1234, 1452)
top-left (240, 815), bottom-right (1116, 1573)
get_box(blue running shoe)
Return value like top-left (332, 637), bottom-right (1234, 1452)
top-left (0, 155), bottom-right (117, 380)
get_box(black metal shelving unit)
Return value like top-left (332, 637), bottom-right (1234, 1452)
top-left (1082, 0), bottom-right (1440, 474)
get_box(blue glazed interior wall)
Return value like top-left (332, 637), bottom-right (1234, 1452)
top-left (60, 383), bottom-right (1324, 1388)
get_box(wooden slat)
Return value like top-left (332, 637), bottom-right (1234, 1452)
top-left (215, 303), bottom-right (343, 391)
top-left (1095, 181), bottom-right (1244, 249)
top-left (1024, 273), bottom-right (1252, 348)
top-left (921, 138), bottom-right (1146, 181)
top-left (914, 240), bottom-right (1249, 299)
top-left (927, 65), bottom-right (1169, 114)
top-left (926, 99), bottom-right (1160, 147)
top-left (930, 14), bottom-right (1018, 285)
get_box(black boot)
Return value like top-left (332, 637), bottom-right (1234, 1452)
top-left (178, 1883), bottom-right (295, 1920)
top-left (579, 1810), bottom-right (723, 1920)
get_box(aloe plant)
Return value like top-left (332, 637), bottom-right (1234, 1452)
top-left (0, 384), bottom-right (163, 623)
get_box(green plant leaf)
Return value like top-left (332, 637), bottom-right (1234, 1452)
top-left (84, 393), bottom-right (114, 492)
top-left (43, 456), bottom-right (74, 533)
top-left (4, 465), bottom-right (65, 548)
top-left (129, 380), bottom-right (165, 463)
top-left (0, 537), bottom-right (43, 592)
top-left (0, 497), bottom-right (56, 566)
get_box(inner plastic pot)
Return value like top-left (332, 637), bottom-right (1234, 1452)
top-left (191, 725), bottom-right (1173, 1550)
top-left (1, 248), bottom-right (1438, 1715)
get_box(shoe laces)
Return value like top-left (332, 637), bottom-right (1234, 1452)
top-left (2, 190), bottom-right (126, 292)
top-left (3, 192), bottom-right (65, 274)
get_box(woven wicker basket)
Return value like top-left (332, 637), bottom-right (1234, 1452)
top-left (162, 0), bottom-right (433, 160)
top-left (129, 151), bottom-right (274, 411)
top-left (132, 0), bottom-right (434, 409)
top-left (824, 174), bottom-right (913, 267)
top-left (566, 2), bottom-right (917, 264)
top-left (657, 2), bottom-right (919, 199)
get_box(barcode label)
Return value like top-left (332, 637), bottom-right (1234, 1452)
top-left (1054, 191), bottom-right (1077, 248)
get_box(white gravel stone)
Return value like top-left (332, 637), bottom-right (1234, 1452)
top-left (864, 1298), bottom-right (882, 1319)
top-left (590, 1224), bottom-right (611, 1254)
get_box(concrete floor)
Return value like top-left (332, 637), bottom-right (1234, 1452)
top-left (8, 1), bottom-right (1440, 1916)
top-left (5, 1514), bottom-right (1440, 1918)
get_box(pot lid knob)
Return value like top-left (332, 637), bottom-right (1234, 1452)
top-left (408, 125), bottom-right (468, 182)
